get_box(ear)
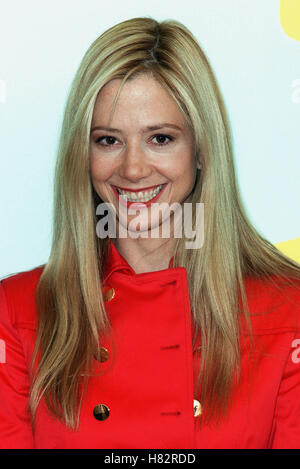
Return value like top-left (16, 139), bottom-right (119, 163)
top-left (197, 160), bottom-right (202, 170)
top-left (195, 149), bottom-right (202, 170)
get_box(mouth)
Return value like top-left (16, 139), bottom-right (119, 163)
top-left (111, 183), bottom-right (167, 207)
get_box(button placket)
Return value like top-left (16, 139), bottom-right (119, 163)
top-left (93, 404), bottom-right (110, 421)
top-left (95, 346), bottom-right (109, 363)
top-left (103, 287), bottom-right (115, 302)
top-left (193, 399), bottom-right (202, 417)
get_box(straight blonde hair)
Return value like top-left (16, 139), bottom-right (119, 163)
top-left (30, 17), bottom-right (300, 429)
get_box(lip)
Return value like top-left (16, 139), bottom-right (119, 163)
top-left (111, 183), bottom-right (167, 208)
top-left (112, 183), bottom-right (163, 193)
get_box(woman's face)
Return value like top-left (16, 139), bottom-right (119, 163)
top-left (90, 74), bottom-right (199, 235)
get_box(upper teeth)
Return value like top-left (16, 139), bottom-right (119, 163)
top-left (117, 185), bottom-right (163, 202)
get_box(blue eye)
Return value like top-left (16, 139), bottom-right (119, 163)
top-left (152, 134), bottom-right (174, 146)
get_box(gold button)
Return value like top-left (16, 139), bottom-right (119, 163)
top-left (193, 399), bottom-right (202, 417)
top-left (93, 404), bottom-right (110, 421)
top-left (95, 346), bottom-right (109, 363)
top-left (103, 287), bottom-right (115, 302)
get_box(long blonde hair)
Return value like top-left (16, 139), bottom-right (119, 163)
top-left (30, 17), bottom-right (300, 429)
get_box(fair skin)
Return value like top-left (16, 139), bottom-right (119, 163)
top-left (89, 74), bottom-right (200, 273)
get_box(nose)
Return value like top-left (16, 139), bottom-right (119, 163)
top-left (118, 143), bottom-right (152, 182)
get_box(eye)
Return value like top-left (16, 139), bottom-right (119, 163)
top-left (96, 136), bottom-right (119, 146)
top-left (151, 134), bottom-right (174, 146)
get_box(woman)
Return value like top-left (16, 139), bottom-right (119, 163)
top-left (0, 17), bottom-right (300, 449)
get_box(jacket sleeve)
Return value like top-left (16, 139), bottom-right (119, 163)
top-left (0, 281), bottom-right (34, 449)
top-left (270, 335), bottom-right (300, 449)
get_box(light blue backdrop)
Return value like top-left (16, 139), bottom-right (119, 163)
top-left (0, 0), bottom-right (299, 277)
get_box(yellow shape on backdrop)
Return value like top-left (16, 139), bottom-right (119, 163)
top-left (275, 237), bottom-right (300, 263)
top-left (280, 0), bottom-right (300, 41)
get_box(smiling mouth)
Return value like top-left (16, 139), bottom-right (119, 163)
top-left (114, 184), bottom-right (165, 203)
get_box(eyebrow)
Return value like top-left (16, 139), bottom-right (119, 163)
top-left (90, 123), bottom-right (183, 133)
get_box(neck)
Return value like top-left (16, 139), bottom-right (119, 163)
top-left (114, 237), bottom-right (177, 274)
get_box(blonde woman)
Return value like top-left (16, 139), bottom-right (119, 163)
top-left (0, 17), bottom-right (300, 449)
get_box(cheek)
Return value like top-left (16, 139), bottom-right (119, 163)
top-left (90, 155), bottom-right (115, 183)
top-left (161, 152), bottom-right (196, 182)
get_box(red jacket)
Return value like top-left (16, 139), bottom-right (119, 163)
top-left (0, 240), bottom-right (300, 449)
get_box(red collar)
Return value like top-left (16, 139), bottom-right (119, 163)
top-left (103, 239), bottom-right (174, 283)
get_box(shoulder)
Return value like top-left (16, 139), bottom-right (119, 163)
top-left (0, 265), bottom-right (45, 328)
top-left (242, 275), bottom-right (300, 335)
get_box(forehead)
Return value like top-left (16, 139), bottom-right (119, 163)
top-left (91, 74), bottom-right (187, 128)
